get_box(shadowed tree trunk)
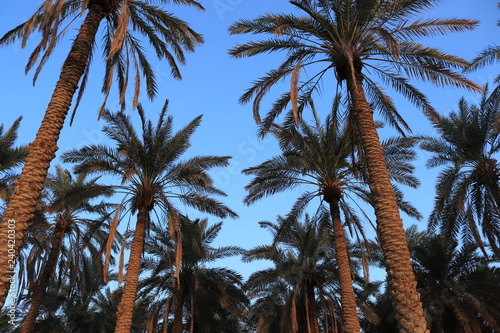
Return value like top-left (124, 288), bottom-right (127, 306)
top-left (324, 186), bottom-right (361, 333)
top-left (0, 4), bottom-right (107, 307)
top-left (305, 281), bottom-right (320, 333)
top-left (20, 220), bottom-right (66, 333)
top-left (172, 285), bottom-right (186, 333)
top-left (346, 66), bottom-right (428, 332)
top-left (115, 206), bottom-right (148, 332)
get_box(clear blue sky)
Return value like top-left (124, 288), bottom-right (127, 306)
top-left (0, 1), bottom-right (498, 280)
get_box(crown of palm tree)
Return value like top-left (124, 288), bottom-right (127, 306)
top-left (420, 89), bottom-right (500, 257)
top-left (1, 0), bottom-right (205, 118)
top-left (229, 0), bottom-right (481, 131)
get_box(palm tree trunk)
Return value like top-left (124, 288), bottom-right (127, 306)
top-left (0, 4), bottom-right (107, 307)
top-left (172, 287), bottom-right (185, 333)
top-left (346, 66), bottom-right (428, 332)
top-left (305, 281), bottom-right (320, 333)
top-left (20, 220), bottom-right (66, 333)
top-left (325, 191), bottom-right (361, 333)
top-left (115, 206), bottom-right (149, 332)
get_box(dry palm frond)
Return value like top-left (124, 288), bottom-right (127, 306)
top-left (103, 204), bottom-right (123, 282)
top-left (118, 235), bottom-right (126, 284)
top-left (290, 60), bottom-right (302, 125)
top-left (107, 0), bottom-right (129, 61)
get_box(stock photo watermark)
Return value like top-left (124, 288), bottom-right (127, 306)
top-left (212, 0), bottom-right (245, 21)
top-left (5, 219), bottom-right (17, 325)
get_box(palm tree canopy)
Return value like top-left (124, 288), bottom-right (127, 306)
top-left (408, 226), bottom-right (500, 332)
top-left (0, 117), bottom-right (28, 202)
top-left (366, 225), bottom-right (500, 332)
top-left (0, 0), bottom-right (205, 119)
top-left (62, 100), bottom-right (238, 221)
top-left (420, 89), bottom-right (500, 257)
top-left (229, 0), bottom-right (482, 131)
top-left (243, 102), bottom-right (422, 229)
top-left (140, 215), bottom-right (248, 332)
top-left (244, 213), bottom-right (378, 332)
top-left (19, 165), bottom-right (116, 298)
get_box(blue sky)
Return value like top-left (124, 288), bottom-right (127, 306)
top-left (0, 0), bottom-right (498, 281)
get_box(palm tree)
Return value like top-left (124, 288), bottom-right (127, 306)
top-left (62, 101), bottom-right (238, 332)
top-left (229, 1), bottom-right (482, 330)
top-left (140, 215), bottom-right (248, 333)
top-left (367, 226), bottom-right (500, 332)
top-left (244, 214), bottom-right (335, 333)
top-left (420, 90), bottom-right (500, 258)
top-left (0, 0), bottom-right (204, 305)
top-left (243, 102), bottom-right (420, 332)
top-left (20, 166), bottom-right (114, 333)
top-left (0, 117), bottom-right (28, 204)
top-left (244, 213), bottom-right (379, 333)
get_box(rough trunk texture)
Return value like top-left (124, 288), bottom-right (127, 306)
top-left (0, 4), bottom-right (106, 307)
top-left (172, 287), bottom-right (185, 333)
top-left (326, 193), bottom-right (361, 333)
top-left (114, 207), bottom-right (149, 332)
top-left (20, 221), bottom-right (66, 333)
top-left (346, 68), bottom-right (428, 332)
top-left (305, 281), bottom-right (320, 333)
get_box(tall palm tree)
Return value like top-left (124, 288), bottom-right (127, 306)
top-left (62, 101), bottom-right (238, 332)
top-left (244, 214), bottom-right (335, 333)
top-left (20, 166), bottom-right (114, 333)
top-left (0, 0), bottom-right (204, 305)
top-left (0, 117), bottom-right (28, 204)
top-left (229, 1), bottom-right (482, 331)
top-left (367, 226), bottom-right (500, 332)
top-left (243, 102), bottom-right (420, 332)
top-left (140, 215), bottom-right (248, 333)
top-left (420, 90), bottom-right (500, 258)
top-left (244, 213), bottom-right (378, 333)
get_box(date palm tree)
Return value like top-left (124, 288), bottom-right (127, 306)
top-left (244, 213), bottom-right (378, 333)
top-left (140, 215), bottom-right (248, 333)
top-left (229, 1), bottom-right (481, 330)
top-left (366, 226), bottom-right (500, 332)
top-left (244, 213), bottom-right (335, 333)
top-left (62, 101), bottom-right (238, 332)
top-left (0, 0), bottom-right (204, 305)
top-left (243, 102), bottom-right (420, 332)
top-left (0, 117), bottom-right (28, 204)
top-left (420, 90), bottom-right (500, 258)
top-left (20, 166), bottom-right (114, 333)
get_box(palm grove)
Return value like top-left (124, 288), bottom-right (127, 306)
top-left (0, 0), bottom-right (499, 332)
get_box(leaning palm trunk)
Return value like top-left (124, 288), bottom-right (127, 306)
top-left (20, 221), bottom-right (66, 333)
top-left (325, 190), bottom-right (361, 333)
top-left (115, 206), bottom-right (149, 332)
top-left (346, 66), bottom-right (427, 332)
top-left (0, 4), bottom-right (106, 307)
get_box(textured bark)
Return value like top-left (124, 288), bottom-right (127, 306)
top-left (305, 282), bottom-right (320, 333)
top-left (172, 287), bottom-right (185, 333)
top-left (114, 206), bottom-right (149, 332)
top-left (346, 67), bottom-right (428, 332)
top-left (20, 221), bottom-right (66, 333)
top-left (325, 192), bottom-right (361, 333)
top-left (0, 4), bottom-right (106, 307)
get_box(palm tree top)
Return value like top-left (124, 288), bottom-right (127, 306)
top-left (243, 101), bottom-right (421, 221)
top-left (228, 0), bottom-right (482, 127)
top-left (0, 0), bottom-right (205, 119)
top-left (62, 99), bottom-right (238, 219)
